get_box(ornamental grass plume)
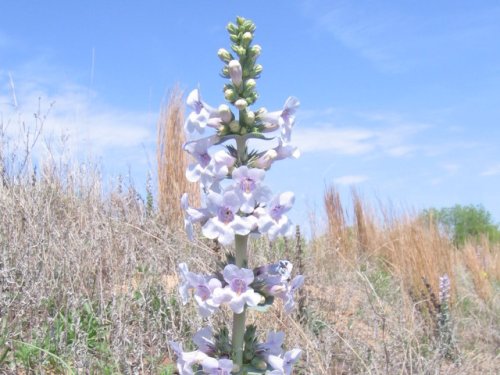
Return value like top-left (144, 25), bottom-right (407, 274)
top-left (170, 16), bottom-right (304, 374)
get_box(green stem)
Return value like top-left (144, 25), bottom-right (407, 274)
top-left (232, 234), bottom-right (248, 369)
top-left (236, 131), bottom-right (246, 166)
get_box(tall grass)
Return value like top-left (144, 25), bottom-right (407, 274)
top-left (0, 101), bottom-right (498, 373)
top-left (156, 86), bottom-right (199, 229)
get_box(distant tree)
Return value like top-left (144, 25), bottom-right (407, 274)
top-left (424, 204), bottom-right (500, 246)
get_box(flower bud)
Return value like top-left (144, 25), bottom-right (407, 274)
top-left (245, 79), bottom-right (256, 91)
top-left (243, 110), bottom-right (255, 126)
top-left (231, 45), bottom-right (246, 57)
top-left (251, 358), bottom-right (268, 370)
top-left (241, 32), bottom-right (253, 47)
top-left (236, 16), bottom-right (246, 26)
top-left (249, 45), bottom-right (262, 58)
top-left (246, 92), bottom-right (258, 105)
top-left (235, 98), bottom-right (247, 110)
top-left (228, 60), bottom-right (243, 87)
top-left (251, 64), bottom-right (263, 78)
top-left (217, 48), bottom-right (232, 63)
top-left (221, 66), bottom-right (229, 78)
top-left (218, 104), bottom-right (232, 123)
top-left (240, 126), bottom-right (248, 135)
top-left (226, 22), bottom-right (238, 34)
top-left (224, 88), bottom-right (237, 102)
top-left (242, 20), bottom-right (256, 33)
top-left (229, 120), bottom-right (241, 133)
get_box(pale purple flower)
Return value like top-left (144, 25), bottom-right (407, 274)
top-left (280, 275), bottom-right (305, 314)
top-left (267, 348), bottom-right (302, 375)
top-left (202, 190), bottom-right (257, 245)
top-left (181, 193), bottom-right (209, 240)
top-left (252, 139), bottom-right (299, 170)
top-left (256, 331), bottom-right (285, 357)
top-left (193, 327), bottom-right (216, 356)
top-left (256, 192), bottom-right (295, 240)
top-left (184, 135), bottom-right (220, 183)
top-left (254, 261), bottom-right (304, 314)
top-left (259, 97), bottom-right (300, 143)
top-left (202, 357), bottom-right (234, 375)
top-left (199, 150), bottom-right (236, 191)
top-left (255, 260), bottom-right (293, 282)
top-left (231, 166), bottom-right (272, 213)
top-left (178, 262), bottom-right (191, 304)
top-left (169, 340), bottom-right (209, 375)
top-left (185, 89), bottom-right (222, 134)
top-left (186, 273), bottom-right (222, 317)
top-left (253, 149), bottom-right (278, 170)
top-left (439, 274), bottom-right (451, 305)
top-left (213, 264), bottom-right (262, 313)
top-left (273, 138), bottom-right (300, 161)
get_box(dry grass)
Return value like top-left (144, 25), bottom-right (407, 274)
top-left (0, 113), bottom-right (499, 373)
top-left (157, 86), bottom-right (199, 228)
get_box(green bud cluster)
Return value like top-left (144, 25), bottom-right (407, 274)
top-left (214, 326), bottom-right (233, 358)
top-left (218, 16), bottom-right (263, 136)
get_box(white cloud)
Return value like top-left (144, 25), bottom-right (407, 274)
top-left (481, 164), bottom-right (500, 176)
top-left (0, 72), bottom-right (156, 161)
top-left (303, 0), bottom-right (500, 72)
top-left (295, 127), bottom-right (376, 155)
top-left (333, 175), bottom-right (368, 185)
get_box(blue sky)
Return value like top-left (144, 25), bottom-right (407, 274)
top-left (1, 0), bottom-right (500, 234)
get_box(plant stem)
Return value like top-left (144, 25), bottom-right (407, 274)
top-left (232, 234), bottom-right (248, 369)
top-left (236, 133), bottom-right (246, 166)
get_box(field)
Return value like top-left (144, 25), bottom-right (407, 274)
top-left (0, 92), bottom-right (499, 374)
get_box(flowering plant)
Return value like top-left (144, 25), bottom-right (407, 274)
top-left (171, 16), bottom-right (303, 374)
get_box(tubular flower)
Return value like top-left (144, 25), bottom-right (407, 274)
top-left (193, 327), bottom-right (216, 356)
top-left (230, 165), bottom-right (271, 213)
top-left (185, 89), bottom-right (224, 134)
top-left (199, 150), bottom-right (236, 192)
top-left (202, 190), bottom-right (257, 245)
top-left (181, 193), bottom-right (209, 240)
top-left (213, 264), bottom-right (262, 313)
top-left (169, 340), bottom-right (210, 375)
top-left (259, 97), bottom-right (300, 142)
top-left (186, 273), bottom-right (222, 317)
top-left (202, 357), bottom-right (234, 374)
top-left (256, 331), bottom-right (285, 358)
top-left (255, 192), bottom-right (295, 240)
top-left (267, 348), bottom-right (302, 375)
top-left (184, 135), bottom-right (220, 182)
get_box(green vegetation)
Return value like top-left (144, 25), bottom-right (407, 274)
top-left (425, 204), bottom-right (500, 246)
